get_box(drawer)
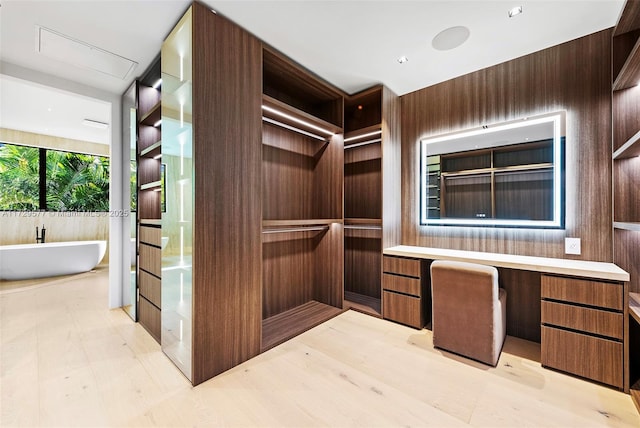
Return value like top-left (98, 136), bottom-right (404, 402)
top-left (138, 296), bottom-right (161, 343)
top-left (383, 256), bottom-right (421, 278)
top-left (541, 275), bottom-right (623, 311)
top-left (139, 243), bottom-right (161, 278)
top-left (541, 301), bottom-right (623, 340)
top-left (383, 273), bottom-right (421, 296)
top-left (383, 290), bottom-right (423, 329)
top-left (140, 225), bottom-right (161, 247)
top-left (139, 269), bottom-right (161, 308)
top-left (541, 326), bottom-right (622, 388)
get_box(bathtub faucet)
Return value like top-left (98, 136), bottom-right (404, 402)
top-left (36, 225), bottom-right (46, 244)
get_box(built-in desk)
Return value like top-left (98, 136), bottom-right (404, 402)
top-left (382, 245), bottom-right (631, 391)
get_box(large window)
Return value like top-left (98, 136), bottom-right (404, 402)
top-left (0, 143), bottom-right (109, 211)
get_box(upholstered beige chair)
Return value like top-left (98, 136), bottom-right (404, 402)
top-left (430, 260), bottom-right (507, 367)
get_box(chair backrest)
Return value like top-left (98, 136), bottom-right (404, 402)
top-left (430, 260), bottom-right (499, 309)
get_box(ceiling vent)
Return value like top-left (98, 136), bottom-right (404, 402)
top-left (35, 25), bottom-right (137, 80)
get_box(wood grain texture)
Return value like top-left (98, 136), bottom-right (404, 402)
top-left (139, 225), bottom-right (161, 247)
top-left (344, 86), bottom-right (382, 132)
top-left (139, 243), bottom-right (161, 278)
top-left (343, 290), bottom-right (381, 316)
top-left (614, 0), bottom-right (640, 35)
top-left (614, 229), bottom-right (640, 293)
top-left (139, 270), bottom-right (161, 308)
top-left (614, 157), bottom-right (640, 223)
top-left (381, 86), bottom-right (402, 250)
top-left (263, 124), bottom-right (343, 221)
top-left (401, 30), bottom-right (613, 262)
top-left (345, 236), bottom-right (381, 299)
top-left (344, 158), bottom-right (381, 218)
top-left (262, 235), bottom-right (315, 318)
top-left (498, 268), bottom-right (541, 343)
top-left (313, 223), bottom-right (344, 308)
top-left (191, 3), bottom-right (262, 385)
top-left (382, 273), bottom-right (421, 296)
top-left (382, 290), bottom-right (423, 329)
top-left (613, 86), bottom-right (640, 152)
top-left (613, 31), bottom-right (640, 86)
top-left (541, 326), bottom-right (623, 389)
top-left (541, 300), bottom-right (624, 340)
top-left (138, 296), bottom-right (161, 343)
top-left (262, 47), bottom-right (345, 127)
top-left (383, 256), bottom-right (421, 277)
top-left (541, 275), bottom-right (624, 310)
top-left (344, 142), bottom-right (381, 164)
top-left (613, 36), bottom-right (640, 91)
top-left (261, 300), bottom-right (343, 352)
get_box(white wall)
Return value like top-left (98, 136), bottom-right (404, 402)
top-left (0, 61), bottom-right (125, 309)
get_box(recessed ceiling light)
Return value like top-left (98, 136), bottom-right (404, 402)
top-left (432, 26), bottom-right (470, 51)
top-left (397, 56), bottom-right (409, 64)
top-left (82, 119), bottom-right (109, 129)
top-left (508, 6), bottom-right (523, 17)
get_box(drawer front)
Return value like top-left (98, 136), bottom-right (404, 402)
top-left (383, 256), bottom-right (421, 278)
top-left (139, 243), bottom-right (161, 278)
top-left (139, 270), bottom-right (161, 308)
top-left (383, 291), bottom-right (423, 329)
top-left (541, 326), bottom-right (623, 388)
top-left (541, 301), bottom-right (623, 340)
top-left (140, 226), bottom-right (161, 247)
top-left (383, 273), bottom-right (421, 296)
top-left (541, 275), bottom-right (623, 311)
top-left (138, 296), bottom-right (161, 343)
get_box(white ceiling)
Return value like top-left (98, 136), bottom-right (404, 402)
top-left (0, 0), bottom-right (626, 144)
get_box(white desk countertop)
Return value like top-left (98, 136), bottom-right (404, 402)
top-left (383, 245), bottom-right (630, 282)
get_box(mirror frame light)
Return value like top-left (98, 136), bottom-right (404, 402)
top-left (420, 111), bottom-right (565, 228)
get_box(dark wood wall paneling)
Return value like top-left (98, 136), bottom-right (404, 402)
top-left (191, 2), bottom-right (263, 386)
top-left (400, 30), bottom-right (613, 262)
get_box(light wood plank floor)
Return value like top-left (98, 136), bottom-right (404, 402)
top-left (2, 269), bottom-right (639, 427)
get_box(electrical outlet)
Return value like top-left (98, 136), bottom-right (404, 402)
top-left (565, 237), bottom-right (581, 255)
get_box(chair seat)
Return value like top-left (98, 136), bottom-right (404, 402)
top-left (431, 260), bottom-right (507, 367)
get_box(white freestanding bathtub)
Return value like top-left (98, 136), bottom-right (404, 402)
top-left (0, 241), bottom-right (107, 281)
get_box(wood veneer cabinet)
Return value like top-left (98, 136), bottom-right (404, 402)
top-left (134, 56), bottom-right (162, 343)
top-left (261, 47), bottom-right (345, 351)
top-left (161, 3), bottom-right (262, 385)
top-left (381, 256), bottom-right (428, 329)
top-left (541, 275), bottom-right (627, 389)
top-left (612, 0), bottom-right (640, 406)
top-left (343, 85), bottom-right (401, 317)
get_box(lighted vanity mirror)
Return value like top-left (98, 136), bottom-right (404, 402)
top-left (420, 111), bottom-right (565, 228)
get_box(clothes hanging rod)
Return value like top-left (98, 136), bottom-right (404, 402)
top-left (262, 116), bottom-right (328, 141)
top-left (344, 138), bottom-right (382, 149)
top-left (262, 226), bottom-right (329, 234)
top-left (344, 225), bottom-right (382, 230)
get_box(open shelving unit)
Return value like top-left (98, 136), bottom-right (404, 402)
top-left (135, 56), bottom-right (162, 343)
top-left (343, 85), bottom-right (401, 318)
top-left (261, 46), bottom-right (345, 351)
top-left (611, 0), bottom-right (640, 406)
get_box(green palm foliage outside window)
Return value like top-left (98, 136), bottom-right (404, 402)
top-left (0, 143), bottom-right (109, 211)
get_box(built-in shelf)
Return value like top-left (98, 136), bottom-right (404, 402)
top-left (344, 291), bottom-right (381, 317)
top-left (613, 36), bottom-right (640, 91)
top-left (614, 222), bottom-right (640, 231)
top-left (345, 218), bottom-right (382, 226)
top-left (140, 180), bottom-right (161, 190)
top-left (140, 141), bottom-right (162, 159)
top-left (261, 301), bottom-right (342, 352)
top-left (140, 101), bottom-right (162, 127)
top-left (344, 124), bottom-right (382, 143)
top-left (262, 94), bottom-right (342, 140)
top-left (613, 129), bottom-right (640, 159)
top-left (630, 292), bottom-right (640, 324)
top-left (262, 219), bottom-right (342, 227)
